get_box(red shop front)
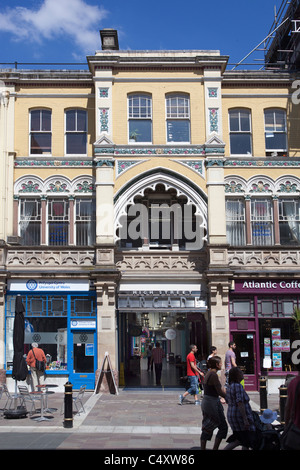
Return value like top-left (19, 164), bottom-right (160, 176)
top-left (229, 279), bottom-right (300, 392)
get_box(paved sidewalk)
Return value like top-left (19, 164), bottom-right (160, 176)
top-left (0, 388), bottom-right (282, 450)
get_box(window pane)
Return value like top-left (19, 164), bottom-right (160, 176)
top-left (167, 120), bottom-right (190, 142)
top-left (66, 111), bottom-right (76, 131)
top-left (49, 223), bottom-right (69, 245)
top-left (230, 133), bottom-right (251, 155)
top-left (41, 111), bottom-right (51, 131)
top-left (265, 132), bottom-right (286, 150)
top-left (66, 133), bottom-right (87, 154)
top-left (240, 111), bottom-right (250, 132)
top-left (31, 110), bottom-right (41, 131)
top-left (251, 199), bottom-right (273, 245)
top-left (77, 110), bottom-right (87, 131)
top-left (30, 133), bottom-right (51, 154)
top-left (229, 111), bottom-right (240, 131)
top-left (226, 199), bottom-right (245, 245)
top-left (129, 119), bottom-right (152, 142)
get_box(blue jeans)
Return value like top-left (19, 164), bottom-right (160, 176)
top-left (186, 375), bottom-right (199, 395)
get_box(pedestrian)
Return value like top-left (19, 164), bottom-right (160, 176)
top-left (179, 344), bottom-right (204, 405)
top-left (224, 367), bottom-right (257, 450)
top-left (283, 362), bottom-right (300, 448)
top-left (207, 346), bottom-right (217, 360)
top-left (147, 344), bottom-right (153, 371)
top-left (26, 342), bottom-right (46, 391)
top-left (151, 342), bottom-right (165, 385)
top-left (200, 356), bottom-right (228, 450)
top-left (225, 341), bottom-right (237, 387)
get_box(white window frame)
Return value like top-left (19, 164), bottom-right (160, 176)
top-left (264, 108), bottom-right (287, 156)
top-left (229, 108), bottom-right (252, 156)
top-left (29, 109), bottom-right (52, 156)
top-left (128, 94), bottom-right (152, 143)
top-left (166, 94), bottom-right (190, 144)
top-left (65, 109), bottom-right (87, 156)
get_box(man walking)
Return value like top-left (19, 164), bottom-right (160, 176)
top-left (151, 342), bottom-right (165, 385)
top-left (179, 344), bottom-right (203, 405)
top-left (225, 341), bottom-right (237, 387)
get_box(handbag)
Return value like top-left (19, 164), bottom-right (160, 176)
top-left (281, 380), bottom-right (300, 450)
top-left (32, 348), bottom-right (45, 372)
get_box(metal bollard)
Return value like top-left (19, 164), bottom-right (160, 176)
top-left (279, 384), bottom-right (288, 425)
top-left (63, 381), bottom-right (73, 428)
top-left (259, 376), bottom-right (268, 413)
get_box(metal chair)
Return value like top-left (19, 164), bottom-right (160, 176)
top-left (1, 384), bottom-right (15, 411)
top-left (72, 385), bottom-right (86, 415)
top-left (18, 385), bottom-right (41, 416)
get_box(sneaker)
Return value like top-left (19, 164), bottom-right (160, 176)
top-left (179, 394), bottom-right (184, 405)
top-left (195, 400), bottom-right (200, 405)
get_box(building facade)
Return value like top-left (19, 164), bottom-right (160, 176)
top-left (1, 29), bottom-right (300, 392)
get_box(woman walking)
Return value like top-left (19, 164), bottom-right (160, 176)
top-left (200, 356), bottom-right (228, 450)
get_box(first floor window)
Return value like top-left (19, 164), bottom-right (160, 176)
top-left (264, 109), bottom-right (287, 156)
top-left (226, 199), bottom-right (246, 246)
top-left (251, 198), bottom-right (273, 245)
top-left (20, 198), bottom-right (41, 246)
top-left (128, 94), bottom-right (152, 142)
top-left (75, 198), bottom-right (96, 245)
top-left (65, 109), bottom-right (87, 154)
top-left (48, 198), bottom-right (69, 246)
top-left (278, 198), bottom-right (300, 245)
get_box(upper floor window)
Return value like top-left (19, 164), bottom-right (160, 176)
top-left (128, 94), bottom-right (152, 143)
top-left (264, 109), bottom-right (287, 156)
top-left (278, 198), bottom-right (300, 245)
top-left (75, 198), bottom-right (96, 246)
top-left (226, 198), bottom-right (246, 246)
top-left (30, 109), bottom-right (51, 155)
top-left (65, 109), bottom-right (87, 155)
top-left (166, 94), bottom-right (190, 143)
top-left (20, 198), bottom-right (41, 246)
top-left (251, 198), bottom-right (273, 245)
top-left (48, 198), bottom-right (69, 246)
top-left (229, 109), bottom-right (252, 155)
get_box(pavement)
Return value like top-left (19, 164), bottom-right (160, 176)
top-left (0, 386), bottom-right (283, 455)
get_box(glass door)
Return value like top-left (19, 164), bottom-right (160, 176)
top-left (232, 332), bottom-right (257, 391)
top-left (70, 330), bottom-right (96, 390)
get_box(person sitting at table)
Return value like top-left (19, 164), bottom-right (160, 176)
top-left (26, 343), bottom-right (47, 391)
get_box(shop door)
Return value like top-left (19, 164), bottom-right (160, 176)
top-left (70, 330), bottom-right (96, 390)
top-left (232, 332), bottom-right (257, 391)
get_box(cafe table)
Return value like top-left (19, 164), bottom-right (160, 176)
top-left (36, 384), bottom-right (58, 414)
top-left (30, 390), bottom-right (53, 422)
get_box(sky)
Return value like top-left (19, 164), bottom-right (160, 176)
top-left (0, 0), bottom-right (287, 70)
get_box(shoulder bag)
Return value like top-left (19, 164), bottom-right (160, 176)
top-left (32, 348), bottom-right (45, 372)
top-left (281, 380), bottom-right (300, 450)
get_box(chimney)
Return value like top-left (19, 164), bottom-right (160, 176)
top-left (100, 29), bottom-right (119, 50)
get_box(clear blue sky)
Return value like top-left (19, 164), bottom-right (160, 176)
top-left (0, 0), bottom-right (286, 69)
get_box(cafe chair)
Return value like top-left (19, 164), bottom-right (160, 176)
top-left (18, 385), bottom-right (41, 416)
top-left (1, 384), bottom-right (15, 412)
top-left (72, 385), bottom-right (86, 415)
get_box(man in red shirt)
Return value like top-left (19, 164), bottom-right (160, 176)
top-left (26, 342), bottom-right (47, 391)
top-left (179, 344), bottom-right (203, 405)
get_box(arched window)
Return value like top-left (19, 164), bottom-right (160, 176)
top-left (229, 108), bottom-right (252, 155)
top-left (65, 109), bottom-right (87, 155)
top-left (30, 109), bottom-right (51, 155)
top-left (264, 108), bottom-right (287, 156)
top-left (128, 94), bottom-right (152, 143)
top-left (166, 94), bottom-right (190, 143)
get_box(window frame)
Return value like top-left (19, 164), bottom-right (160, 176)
top-left (264, 108), bottom-right (287, 156)
top-left (19, 198), bottom-right (42, 246)
top-left (47, 198), bottom-right (70, 246)
top-left (226, 198), bottom-right (246, 246)
top-left (29, 108), bottom-right (52, 156)
top-left (128, 94), bottom-right (152, 143)
top-left (166, 93), bottom-right (191, 144)
top-left (65, 108), bottom-right (88, 156)
top-left (250, 197), bottom-right (274, 246)
top-left (229, 108), bottom-right (252, 156)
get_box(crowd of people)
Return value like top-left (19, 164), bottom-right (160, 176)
top-left (179, 342), bottom-right (300, 450)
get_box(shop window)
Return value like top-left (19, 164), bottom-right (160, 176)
top-left (65, 109), bottom-right (87, 155)
top-left (128, 94), bottom-right (152, 143)
top-left (71, 296), bottom-right (96, 317)
top-left (75, 198), bottom-right (96, 246)
top-left (48, 198), bottom-right (69, 246)
top-left (226, 198), bottom-right (246, 246)
top-left (278, 198), bottom-right (300, 245)
top-left (264, 109), bottom-right (287, 156)
top-left (166, 94), bottom-right (190, 143)
top-left (30, 109), bottom-right (52, 155)
top-left (229, 108), bottom-right (252, 155)
top-left (19, 198), bottom-right (41, 246)
top-left (251, 198), bottom-right (273, 245)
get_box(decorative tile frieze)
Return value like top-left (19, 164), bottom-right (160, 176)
top-left (99, 88), bottom-right (109, 98)
top-left (173, 160), bottom-right (204, 177)
top-left (225, 159), bottom-right (300, 167)
top-left (209, 108), bottom-right (219, 133)
top-left (116, 160), bottom-right (145, 176)
top-left (99, 108), bottom-right (109, 132)
top-left (15, 160), bottom-right (93, 167)
top-left (208, 87), bottom-right (218, 98)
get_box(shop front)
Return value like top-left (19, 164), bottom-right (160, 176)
top-left (230, 279), bottom-right (300, 392)
top-left (117, 282), bottom-right (208, 388)
top-left (5, 278), bottom-right (97, 391)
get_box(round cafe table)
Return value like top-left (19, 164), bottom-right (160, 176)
top-left (36, 384), bottom-right (58, 413)
top-left (30, 391), bottom-right (53, 422)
